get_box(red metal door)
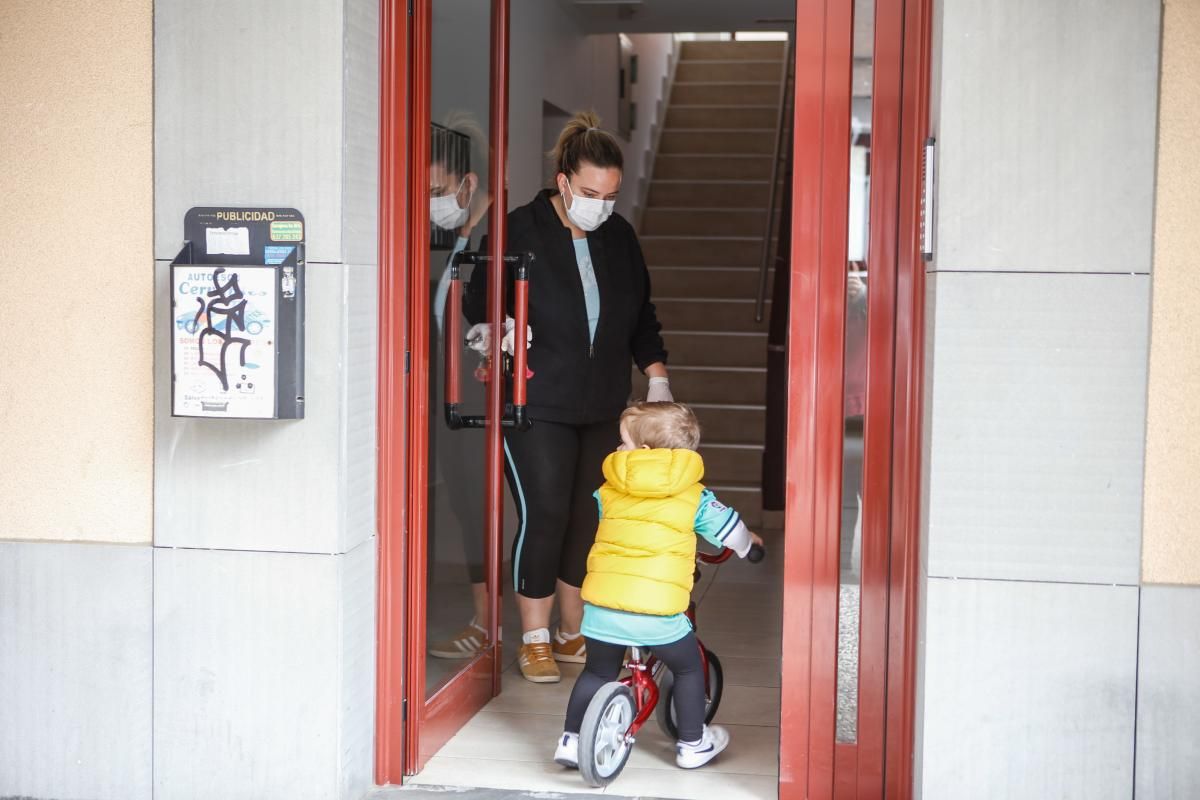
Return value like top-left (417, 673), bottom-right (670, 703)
top-left (375, 0), bottom-right (513, 782)
top-left (779, 0), bottom-right (931, 797)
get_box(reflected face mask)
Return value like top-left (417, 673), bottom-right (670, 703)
top-left (430, 177), bottom-right (470, 230)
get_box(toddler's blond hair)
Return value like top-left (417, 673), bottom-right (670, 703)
top-left (621, 402), bottom-right (701, 451)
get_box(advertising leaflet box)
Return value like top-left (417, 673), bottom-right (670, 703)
top-left (170, 207), bottom-right (305, 419)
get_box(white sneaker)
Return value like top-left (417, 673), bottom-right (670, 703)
top-left (554, 731), bottom-right (579, 768)
top-left (676, 725), bottom-right (730, 769)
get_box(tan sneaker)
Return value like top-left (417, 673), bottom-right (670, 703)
top-left (552, 632), bottom-right (587, 663)
top-left (518, 642), bottom-right (561, 683)
top-left (429, 621), bottom-right (488, 659)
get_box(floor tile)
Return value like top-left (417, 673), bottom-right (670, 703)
top-left (718, 656), bottom-right (781, 688)
top-left (623, 722), bottom-right (779, 776)
top-left (712, 684), bottom-right (781, 727)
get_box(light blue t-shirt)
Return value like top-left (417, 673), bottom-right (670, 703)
top-left (581, 489), bottom-right (743, 647)
top-left (573, 237), bottom-right (600, 344)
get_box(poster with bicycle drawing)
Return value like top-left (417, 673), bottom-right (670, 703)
top-left (172, 265), bottom-right (277, 418)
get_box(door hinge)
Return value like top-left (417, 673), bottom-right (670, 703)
top-left (405, 350), bottom-right (411, 374)
top-left (402, 697), bottom-right (408, 721)
top-left (407, 0), bottom-right (413, 16)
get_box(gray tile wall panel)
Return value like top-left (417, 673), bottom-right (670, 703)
top-left (1135, 585), bottom-right (1200, 799)
top-left (338, 537), bottom-right (377, 800)
top-left (919, 577), bottom-right (1137, 800)
top-left (155, 262), bottom-right (356, 553)
top-left (925, 272), bottom-right (1148, 585)
top-left (933, 0), bottom-right (1160, 272)
top-left (341, 0), bottom-right (381, 267)
top-left (154, 545), bottom-right (372, 800)
top-left (154, 0), bottom-right (345, 263)
top-left (341, 263), bottom-right (379, 552)
top-left (0, 542), bottom-right (152, 800)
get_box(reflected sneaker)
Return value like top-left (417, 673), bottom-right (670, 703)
top-left (428, 620), bottom-right (488, 660)
top-left (676, 725), bottom-right (730, 769)
top-left (554, 731), bottom-right (579, 768)
top-left (518, 642), bottom-right (561, 683)
top-left (553, 630), bottom-right (587, 663)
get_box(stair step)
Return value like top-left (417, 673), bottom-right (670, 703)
top-left (633, 364), bottom-right (767, 406)
top-left (658, 129), bottom-right (777, 156)
top-left (642, 236), bottom-right (763, 267)
top-left (655, 298), bottom-right (769, 333)
top-left (676, 60), bottom-right (787, 83)
top-left (680, 41), bottom-right (787, 61)
top-left (642, 208), bottom-right (779, 237)
top-left (706, 484), bottom-right (763, 527)
top-left (650, 266), bottom-right (771, 299)
top-left (698, 443), bottom-right (764, 484)
top-left (655, 154), bottom-right (774, 180)
top-left (666, 105), bottom-right (780, 129)
top-left (692, 404), bottom-right (766, 444)
top-left (661, 331), bottom-right (768, 368)
top-left (672, 82), bottom-right (782, 106)
top-left (647, 180), bottom-right (772, 208)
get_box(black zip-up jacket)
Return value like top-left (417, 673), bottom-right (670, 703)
top-left (465, 189), bottom-right (667, 425)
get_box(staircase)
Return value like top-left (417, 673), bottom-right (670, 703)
top-left (637, 39), bottom-right (788, 528)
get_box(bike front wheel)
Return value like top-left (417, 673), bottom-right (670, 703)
top-left (579, 681), bottom-right (636, 787)
top-left (655, 647), bottom-right (724, 741)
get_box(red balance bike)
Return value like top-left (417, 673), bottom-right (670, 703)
top-left (577, 542), bottom-right (766, 787)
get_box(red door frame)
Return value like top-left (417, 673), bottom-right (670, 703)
top-left (375, 0), bottom-right (512, 782)
top-left (779, 0), bottom-right (931, 797)
top-left (377, 0), bottom-right (932, 789)
top-left (375, 0), bottom-right (409, 784)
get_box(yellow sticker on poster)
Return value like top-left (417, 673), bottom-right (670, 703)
top-left (270, 220), bottom-right (304, 241)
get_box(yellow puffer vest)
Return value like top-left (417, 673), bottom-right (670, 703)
top-left (580, 448), bottom-right (705, 616)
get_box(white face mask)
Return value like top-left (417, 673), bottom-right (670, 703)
top-left (562, 178), bottom-right (615, 232)
top-left (430, 177), bottom-right (470, 230)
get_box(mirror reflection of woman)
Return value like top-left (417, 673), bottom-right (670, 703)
top-left (426, 121), bottom-right (497, 662)
top-left (465, 112), bottom-right (671, 684)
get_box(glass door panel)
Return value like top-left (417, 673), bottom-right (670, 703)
top-left (837, 0), bottom-right (873, 747)
top-left (424, 0), bottom-right (496, 697)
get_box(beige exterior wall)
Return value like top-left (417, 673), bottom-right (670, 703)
top-left (0, 1), bottom-right (153, 543)
top-left (1144, 0), bottom-right (1200, 583)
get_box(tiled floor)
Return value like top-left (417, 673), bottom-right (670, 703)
top-left (408, 531), bottom-right (784, 799)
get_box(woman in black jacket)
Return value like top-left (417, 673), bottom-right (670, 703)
top-left (465, 111), bottom-right (672, 684)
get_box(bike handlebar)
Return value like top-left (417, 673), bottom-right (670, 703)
top-left (697, 543), bottom-right (767, 565)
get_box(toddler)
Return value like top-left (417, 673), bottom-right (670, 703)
top-left (554, 401), bottom-right (762, 771)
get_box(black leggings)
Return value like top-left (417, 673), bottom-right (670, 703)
top-left (564, 634), bottom-right (706, 743)
top-left (503, 418), bottom-right (619, 597)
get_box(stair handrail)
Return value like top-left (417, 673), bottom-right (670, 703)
top-left (755, 33), bottom-right (795, 323)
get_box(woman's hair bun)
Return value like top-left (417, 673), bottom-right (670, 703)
top-left (550, 110), bottom-right (623, 180)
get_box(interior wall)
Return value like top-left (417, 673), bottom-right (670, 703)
top-left (1142, 0), bottom-right (1200, 586)
top-left (0, 0), bottom-right (153, 544)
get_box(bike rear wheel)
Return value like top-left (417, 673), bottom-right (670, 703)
top-left (655, 647), bottom-right (724, 741)
top-left (579, 681), bottom-right (636, 787)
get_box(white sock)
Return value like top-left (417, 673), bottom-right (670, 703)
top-left (555, 629), bottom-right (582, 642)
top-left (523, 627), bottom-right (551, 645)
top-left (679, 729), bottom-right (706, 748)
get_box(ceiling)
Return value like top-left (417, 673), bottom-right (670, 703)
top-left (559, 0), bottom-right (796, 34)
top-left (560, 0), bottom-right (875, 60)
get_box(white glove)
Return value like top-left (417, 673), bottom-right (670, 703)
top-left (646, 376), bottom-right (673, 403)
top-left (465, 317), bottom-right (532, 356)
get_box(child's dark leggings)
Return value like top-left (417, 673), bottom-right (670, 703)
top-left (564, 633), bottom-right (706, 743)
